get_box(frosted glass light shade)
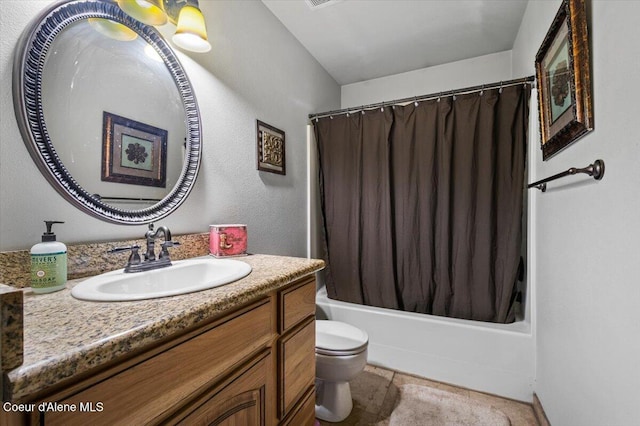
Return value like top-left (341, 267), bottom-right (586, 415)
top-left (172, 5), bottom-right (211, 53)
top-left (88, 18), bottom-right (138, 41)
top-left (117, 0), bottom-right (167, 26)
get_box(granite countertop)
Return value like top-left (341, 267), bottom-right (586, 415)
top-left (4, 254), bottom-right (324, 402)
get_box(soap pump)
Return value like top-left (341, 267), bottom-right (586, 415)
top-left (30, 221), bottom-right (67, 294)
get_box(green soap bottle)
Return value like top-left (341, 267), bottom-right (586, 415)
top-left (30, 221), bottom-right (67, 294)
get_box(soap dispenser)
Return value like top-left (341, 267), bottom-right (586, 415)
top-left (30, 221), bottom-right (67, 294)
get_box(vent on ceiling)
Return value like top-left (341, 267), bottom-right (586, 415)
top-left (305, 0), bottom-right (343, 11)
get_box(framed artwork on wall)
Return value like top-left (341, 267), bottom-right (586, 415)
top-left (101, 112), bottom-right (168, 187)
top-left (535, 0), bottom-right (593, 160)
top-left (256, 120), bottom-right (286, 175)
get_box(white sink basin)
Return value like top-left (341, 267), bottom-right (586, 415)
top-left (71, 257), bottom-right (252, 302)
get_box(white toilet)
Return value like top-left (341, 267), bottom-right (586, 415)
top-left (315, 320), bottom-right (369, 422)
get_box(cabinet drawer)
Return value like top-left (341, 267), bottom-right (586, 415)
top-left (279, 277), bottom-right (315, 332)
top-left (281, 387), bottom-right (315, 426)
top-left (278, 318), bottom-right (315, 418)
top-left (45, 299), bottom-right (272, 426)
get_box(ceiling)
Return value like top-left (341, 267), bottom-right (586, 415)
top-left (261, 0), bottom-right (528, 86)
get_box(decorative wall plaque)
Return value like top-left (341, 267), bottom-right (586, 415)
top-left (256, 120), bottom-right (286, 175)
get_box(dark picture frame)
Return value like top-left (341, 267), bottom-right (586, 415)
top-left (102, 112), bottom-right (168, 187)
top-left (256, 120), bottom-right (286, 175)
top-left (535, 0), bottom-right (593, 161)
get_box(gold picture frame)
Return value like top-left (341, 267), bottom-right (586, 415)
top-left (256, 120), bottom-right (286, 175)
top-left (535, 0), bottom-right (593, 160)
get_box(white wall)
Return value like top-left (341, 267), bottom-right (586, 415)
top-left (513, 1), bottom-right (640, 424)
top-left (0, 0), bottom-right (340, 255)
top-left (341, 50), bottom-right (513, 108)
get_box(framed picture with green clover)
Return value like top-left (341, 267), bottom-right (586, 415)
top-left (101, 112), bottom-right (168, 187)
top-left (535, 0), bottom-right (593, 160)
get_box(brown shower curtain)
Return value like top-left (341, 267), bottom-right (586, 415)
top-left (314, 85), bottom-right (530, 323)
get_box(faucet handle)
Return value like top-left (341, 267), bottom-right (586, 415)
top-left (108, 245), bottom-right (141, 265)
top-left (159, 241), bottom-right (180, 259)
top-left (162, 241), bottom-right (180, 248)
top-left (108, 245), bottom-right (140, 254)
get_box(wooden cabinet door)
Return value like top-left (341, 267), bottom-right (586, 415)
top-left (280, 388), bottom-right (316, 426)
top-left (43, 299), bottom-right (272, 426)
top-left (278, 318), bottom-right (315, 419)
top-left (177, 351), bottom-right (271, 426)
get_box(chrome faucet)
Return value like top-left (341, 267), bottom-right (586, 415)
top-left (109, 224), bottom-right (180, 273)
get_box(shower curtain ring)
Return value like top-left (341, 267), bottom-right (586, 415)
top-left (480, 84), bottom-right (484, 96)
top-left (499, 81), bottom-right (503, 93)
top-left (414, 96), bottom-right (418, 107)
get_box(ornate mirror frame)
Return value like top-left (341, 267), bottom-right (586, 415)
top-left (12, 0), bottom-right (201, 225)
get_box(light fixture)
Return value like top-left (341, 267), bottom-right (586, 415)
top-left (116, 0), bottom-right (168, 26)
top-left (116, 0), bottom-right (211, 53)
top-left (172, 5), bottom-right (211, 53)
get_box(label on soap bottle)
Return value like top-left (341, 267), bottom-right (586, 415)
top-left (31, 252), bottom-right (67, 289)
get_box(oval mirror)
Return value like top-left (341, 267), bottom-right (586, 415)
top-left (13, 0), bottom-right (201, 225)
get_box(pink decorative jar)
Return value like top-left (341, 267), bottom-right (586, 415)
top-left (209, 224), bottom-right (248, 257)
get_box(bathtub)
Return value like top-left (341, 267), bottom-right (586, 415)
top-left (315, 285), bottom-right (535, 402)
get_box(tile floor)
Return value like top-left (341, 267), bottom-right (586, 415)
top-left (318, 365), bottom-right (539, 425)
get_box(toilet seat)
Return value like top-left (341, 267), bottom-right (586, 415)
top-left (316, 320), bottom-right (368, 356)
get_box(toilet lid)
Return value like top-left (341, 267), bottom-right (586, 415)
top-left (316, 320), bottom-right (368, 356)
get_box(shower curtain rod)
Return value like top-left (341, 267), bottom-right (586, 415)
top-left (309, 75), bottom-right (535, 121)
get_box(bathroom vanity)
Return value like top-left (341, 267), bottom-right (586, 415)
top-left (1, 254), bottom-right (322, 425)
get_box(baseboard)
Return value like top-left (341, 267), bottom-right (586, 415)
top-left (533, 393), bottom-right (551, 426)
